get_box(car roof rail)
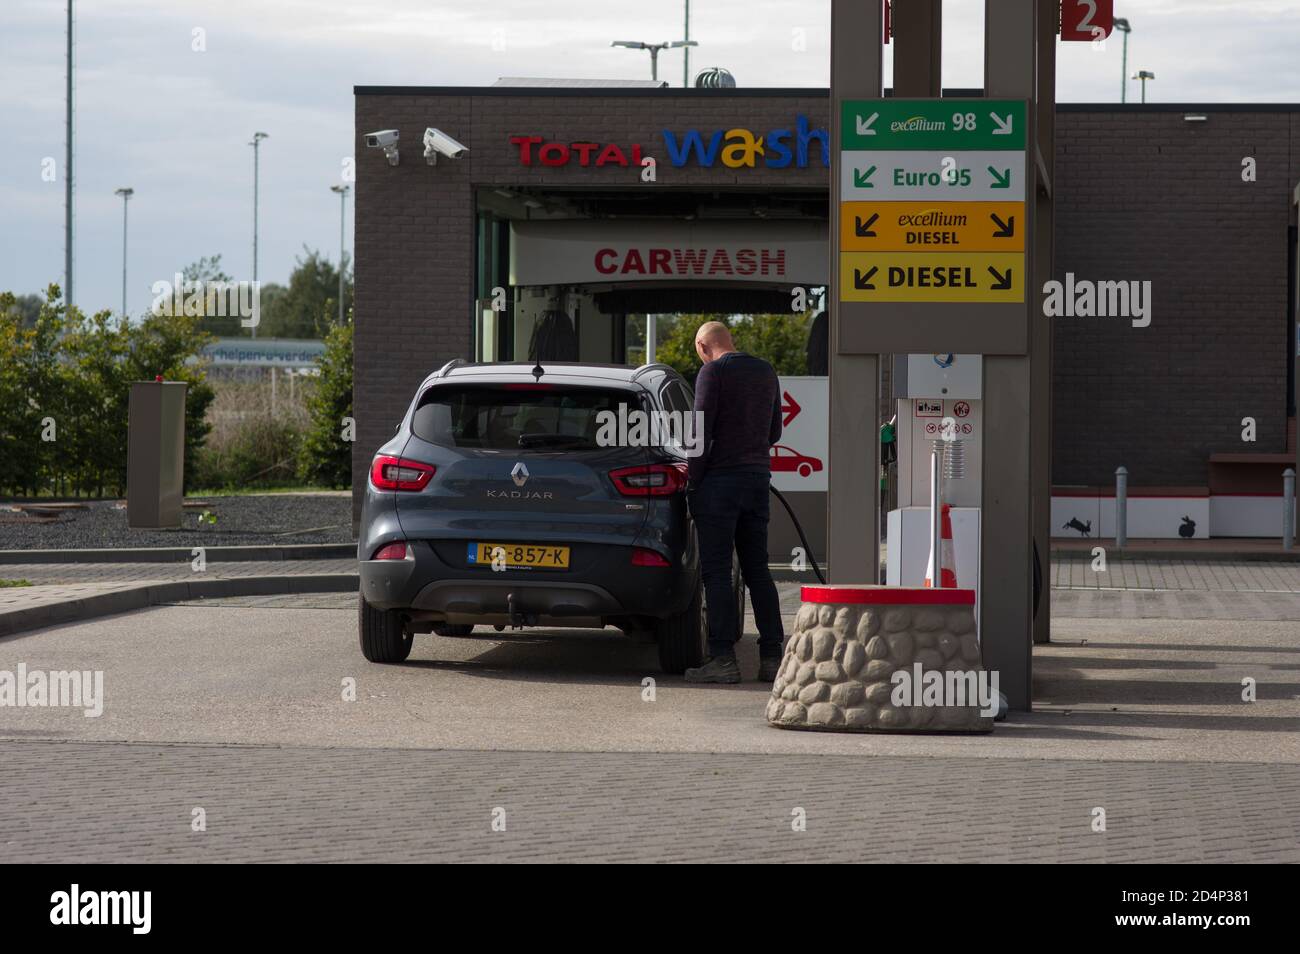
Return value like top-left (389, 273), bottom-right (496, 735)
top-left (435, 358), bottom-right (466, 378)
top-left (631, 362), bottom-right (674, 381)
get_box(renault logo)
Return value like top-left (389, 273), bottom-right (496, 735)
top-left (511, 462), bottom-right (529, 487)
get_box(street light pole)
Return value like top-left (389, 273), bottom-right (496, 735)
top-left (1134, 69), bottom-right (1155, 103)
top-left (65, 0), bottom-right (74, 310)
top-left (683, 0), bottom-right (690, 87)
top-left (611, 39), bottom-right (698, 84)
top-left (330, 184), bottom-right (349, 326)
top-left (1113, 17), bottom-right (1131, 103)
top-left (249, 131), bottom-right (268, 338)
top-left (114, 187), bottom-right (133, 318)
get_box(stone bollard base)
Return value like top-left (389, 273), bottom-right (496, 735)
top-left (766, 585), bottom-right (994, 734)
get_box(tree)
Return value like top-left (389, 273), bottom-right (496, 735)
top-left (650, 313), bottom-right (813, 385)
top-left (184, 254), bottom-right (243, 337)
top-left (297, 318), bottom-right (353, 488)
top-left (0, 283), bottom-right (214, 497)
top-left (257, 247), bottom-right (352, 339)
top-left (730, 313), bottom-right (811, 376)
top-left (58, 298), bottom-right (132, 496)
top-left (0, 290), bottom-right (42, 494)
top-left (0, 293), bottom-right (43, 329)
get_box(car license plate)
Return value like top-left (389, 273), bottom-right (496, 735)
top-left (467, 542), bottom-right (569, 569)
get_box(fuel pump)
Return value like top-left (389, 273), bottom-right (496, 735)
top-left (886, 354), bottom-right (983, 600)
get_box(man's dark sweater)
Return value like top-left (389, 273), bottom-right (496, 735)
top-left (689, 351), bottom-right (782, 485)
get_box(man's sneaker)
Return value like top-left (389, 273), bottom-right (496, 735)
top-left (684, 656), bottom-right (742, 684)
top-left (758, 657), bottom-right (782, 682)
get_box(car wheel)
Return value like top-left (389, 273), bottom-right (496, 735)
top-left (798, 463), bottom-right (811, 477)
top-left (655, 578), bottom-right (706, 674)
top-left (358, 593), bottom-right (413, 663)
top-left (433, 623), bottom-right (474, 637)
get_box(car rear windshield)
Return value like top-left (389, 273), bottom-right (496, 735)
top-left (412, 385), bottom-right (639, 450)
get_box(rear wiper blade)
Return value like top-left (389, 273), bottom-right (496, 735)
top-left (516, 434), bottom-right (589, 448)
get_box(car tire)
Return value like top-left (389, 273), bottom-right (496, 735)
top-left (358, 594), bottom-right (413, 663)
top-left (433, 622), bottom-right (474, 637)
top-left (733, 565), bottom-right (746, 642)
top-left (655, 579), bottom-right (706, 674)
top-left (798, 463), bottom-right (811, 478)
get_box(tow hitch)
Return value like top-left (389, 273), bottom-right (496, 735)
top-left (507, 592), bottom-right (538, 629)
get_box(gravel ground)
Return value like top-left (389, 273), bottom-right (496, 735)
top-left (0, 493), bottom-right (353, 549)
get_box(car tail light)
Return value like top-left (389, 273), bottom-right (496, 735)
top-left (371, 542), bottom-right (410, 561)
top-left (631, 547), bottom-right (671, 567)
top-left (609, 463), bottom-right (687, 496)
top-left (370, 455), bottom-right (435, 491)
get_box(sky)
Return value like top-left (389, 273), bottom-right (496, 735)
top-left (1, 0), bottom-right (1298, 320)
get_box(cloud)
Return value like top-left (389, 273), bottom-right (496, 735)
top-left (1, 0), bottom-right (1297, 318)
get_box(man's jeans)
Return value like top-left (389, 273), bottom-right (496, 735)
top-left (688, 470), bottom-right (786, 660)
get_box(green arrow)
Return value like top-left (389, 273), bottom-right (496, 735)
top-left (987, 166), bottom-right (1012, 189)
top-left (853, 166), bottom-right (876, 188)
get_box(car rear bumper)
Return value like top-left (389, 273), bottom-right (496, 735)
top-left (359, 538), bottom-right (696, 625)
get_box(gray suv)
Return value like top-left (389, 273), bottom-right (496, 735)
top-left (357, 360), bottom-right (740, 672)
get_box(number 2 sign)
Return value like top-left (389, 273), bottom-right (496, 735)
top-left (1060, 0), bottom-right (1113, 41)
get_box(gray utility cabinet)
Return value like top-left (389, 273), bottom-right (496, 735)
top-left (127, 380), bottom-right (188, 528)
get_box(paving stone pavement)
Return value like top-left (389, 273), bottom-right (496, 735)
top-left (1051, 557), bottom-right (1300, 593)
top-left (3, 557), bottom-right (1295, 863)
top-left (1, 558), bottom-right (357, 586)
top-left (0, 559), bottom-right (359, 635)
top-left (2, 741), bottom-right (1296, 863)
top-left (191, 570), bottom-right (1300, 623)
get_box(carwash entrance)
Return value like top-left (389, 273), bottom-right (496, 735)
top-left (350, 82), bottom-right (835, 562)
top-left (827, 0), bottom-right (1057, 710)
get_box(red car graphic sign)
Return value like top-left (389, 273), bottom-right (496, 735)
top-left (770, 444), bottom-right (824, 478)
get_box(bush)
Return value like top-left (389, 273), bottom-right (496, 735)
top-left (0, 285), bottom-right (214, 497)
top-left (191, 414), bottom-right (304, 489)
top-left (297, 320), bottom-right (353, 488)
top-left (652, 312), bottom-right (814, 386)
top-left (190, 377), bottom-right (309, 490)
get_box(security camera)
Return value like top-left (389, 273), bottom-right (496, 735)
top-left (364, 129), bottom-right (400, 166)
top-left (423, 127), bottom-right (469, 165)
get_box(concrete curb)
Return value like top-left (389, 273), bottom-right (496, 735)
top-left (0, 573), bottom-right (359, 638)
top-left (0, 543), bottom-right (356, 565)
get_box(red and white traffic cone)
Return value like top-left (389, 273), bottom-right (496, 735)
top-left (924, 504), bottom-right (958, 588)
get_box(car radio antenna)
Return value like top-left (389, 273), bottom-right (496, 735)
top-left (531, 360), bottom-right (545, 382)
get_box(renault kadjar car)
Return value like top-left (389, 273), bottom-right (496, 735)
top-left (357, 360), bottom-right (741, 672)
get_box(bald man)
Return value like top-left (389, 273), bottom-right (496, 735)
top-left (684, 321), bottom-right (787, 684)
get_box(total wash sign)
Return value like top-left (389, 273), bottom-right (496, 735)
top-left (510, 116), bottom-right (830, 170)
top-left (662, 115), bottom-right (829, 169)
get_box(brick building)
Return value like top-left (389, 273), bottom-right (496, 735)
top-left (353, 84), bottom-right (1299, 544)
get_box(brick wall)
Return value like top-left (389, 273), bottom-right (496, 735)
top-left (352, 89), bottom-right (832, 524)
top-left (1052, 107), bottom-right (1295, 488)
top-left (354, 90), bottom-right (1299, 524)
